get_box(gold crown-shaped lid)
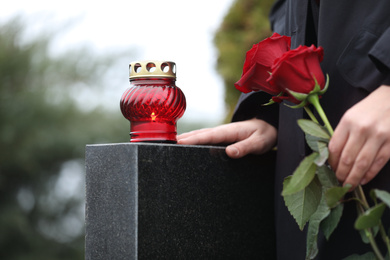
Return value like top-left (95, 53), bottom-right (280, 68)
top-left (129, 61), bottom-right (176, 79)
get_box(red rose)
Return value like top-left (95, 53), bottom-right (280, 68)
top-left (268, 45), bottom-right (325, 104)
top-left (234, 32), bottom-right (291, 94)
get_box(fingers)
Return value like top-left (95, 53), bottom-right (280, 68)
top-left (339, 135), bottom-right (382, 188)
top-left (328, 123), bottom-right (349, 172)
top-left (362, 143), bottom-right (390, 184)
top-left (177, 123), bottom-right (241, 145)
top-left (226, 120), bottom-right (277, 158)
top-left (177, 128), bottom-right (210, 141)
top-left (177, 118), bottom-right (277, 159)
top-left (226, 128), bottom-right (275, 158)
top-left (330, 125), bottom-right (366, 184)
top-left (329, 110), bottom-right (390, 189)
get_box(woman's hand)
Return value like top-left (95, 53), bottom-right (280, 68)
top-left (329, 85), bottom-right (390, 189)
top-left (177, 118), bottom-right (277, 159)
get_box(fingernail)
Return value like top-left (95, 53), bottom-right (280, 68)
top-left (176, 138), bottom-right (185, 144)
top-left (229, 147), bottom-right (239, 157)
top-left (360, 178), bottom-right (367, 185)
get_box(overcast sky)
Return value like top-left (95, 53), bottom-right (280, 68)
top-left (0, 0), bottom-right (235, 125)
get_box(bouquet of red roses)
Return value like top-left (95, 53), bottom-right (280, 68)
top-left (235, 33), bottom-right (390, 260)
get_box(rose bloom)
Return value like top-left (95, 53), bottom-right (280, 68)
top-left (268, 45), bottom-right (325, 104)
top-left (234, 32), bottom-right (291, 94)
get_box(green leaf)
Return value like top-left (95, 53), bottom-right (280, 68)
top-left (317, 165), bottom-right (339, 189)
top-left (358, 226), bottom-right (379, 244)
top-left (370, 189), bottom-right (378, 204)
top-left (304, 135), bottom-right (329, 166)
top-left (282, 152), bottom-right (318, 196)
top-left (306, 194), bottom-right (331, 260)
top-left (342, 252), bottom-right (376, 260)
top-left (355, 203), bottom-right (386, 230)
top-left (283, 176), bottom-right (322, 230)
top-left (306, 134), bottom-right (321, 152)
top-left (298, 119), bottom-right (331, 140)
top-left (325, 185), bottom-right (351, 208)
top-left (305, 134), bottom-right (329, 153)
top-left (321, 203), bottom-right (344, 240)
top-left (307, 165), bottom-right (341, 257)
top-left (374, 189), bottom-right (390, 208)
top-left (314, 141), bottom-right (329, 166)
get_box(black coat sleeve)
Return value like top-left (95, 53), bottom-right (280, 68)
top-left (369, 26), bottom-right (390, 86)
top-left (269, 0), bottom-right (287, 34)
top-left (231, 92), bottom-right (279, 129)
top-left (231, 0), bottom-right (285, 128)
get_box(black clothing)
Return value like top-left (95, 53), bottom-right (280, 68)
top-left (233, 0), bottom-right (390, 259)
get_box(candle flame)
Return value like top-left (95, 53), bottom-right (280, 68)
top-left (151, 112), bottom-right (157, 121)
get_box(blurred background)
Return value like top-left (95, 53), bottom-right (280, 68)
top-left (0, 0), bottom-right (274, 259)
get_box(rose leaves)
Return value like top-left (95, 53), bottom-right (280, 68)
top-left (282, 119), bottom-right (390, 259)
top-left (236, 33), bottom-right (390, 259)
top-left (282, 120), bottom-right (343, 258)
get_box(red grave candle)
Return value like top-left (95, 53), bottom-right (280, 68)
top-left (120, 61), bottom-right (186, 143)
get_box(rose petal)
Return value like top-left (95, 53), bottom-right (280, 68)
top-left (235, 33), bottom-right (292, 94)
top-left (235, 62), bottom-right (281, 94)
top-left (269, 45), bottom-right (326, 100)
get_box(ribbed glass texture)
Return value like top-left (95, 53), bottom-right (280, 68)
top-left (120, 78), bottom-right (186, 143)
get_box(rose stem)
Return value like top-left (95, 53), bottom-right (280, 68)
top-left (303, 106), bottom-right (319, 124)
top-left (308, 93), bottom-right (387, 258)
top-left (353, 187), bottom-right (385, 260)
top-left (307, 94), bottom-right (334, 136)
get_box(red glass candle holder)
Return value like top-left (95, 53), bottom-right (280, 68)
top-left (120, 61), bottom-right (186, 143)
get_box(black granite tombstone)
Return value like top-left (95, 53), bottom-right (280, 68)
top-left (85, 143), bottom-right (276, 260)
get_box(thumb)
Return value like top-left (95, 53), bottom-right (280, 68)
top-left (226, 145), bottom-right (241, 158)
top-left (226, 137), bottom-right (267, 159)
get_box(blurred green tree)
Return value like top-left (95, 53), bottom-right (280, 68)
top-left (214, 0), bottom-right (275, 121)
top-left (0, 17), bottom-right (128, 260)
